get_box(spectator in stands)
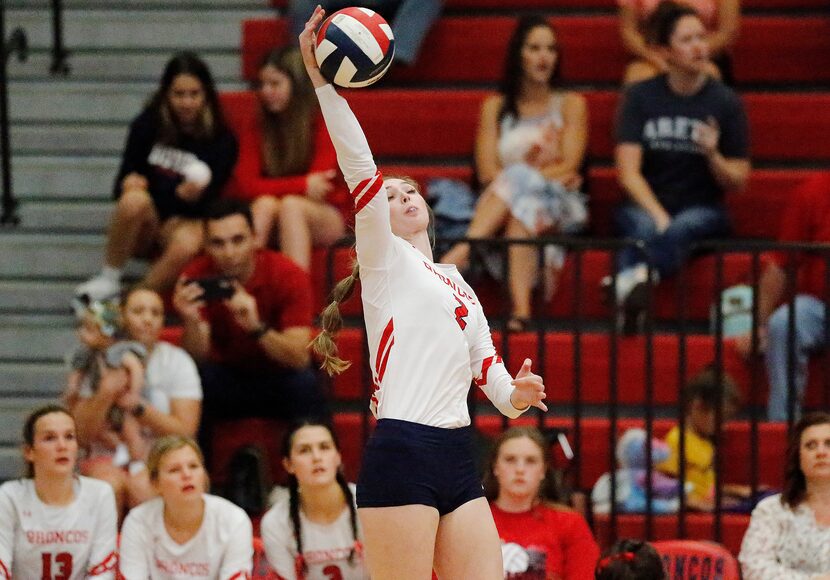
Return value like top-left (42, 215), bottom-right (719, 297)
top-left (0, 405), bottom-right (118, 579)
top-left (71, 287), bottom-right (202, 515)
top-left (75, 52), bottom-right (238, 302)
top-left (288, 0), bottom-right (443, 66)
top-left (656, 365), bottom-right (756, 511)
top-left (229, 47), bottom-right (348, 271)
top-left (739, 412), bottom-right (830, 579)
top-left (609, 0), bottom-right (750, 334)
top-left (119, 435), bottom-right (253, 578)
top-left (734, 173), bottom-right (830, 422)
top-left (441, 16), bottom-right (589, 331)
top-left (261, 420), bottom-right (367, 579)
top-left (483, 426), bottom-right (599, 579)
top-left (618, 0), bottom-right (740, 85)
top-left (173, 198), bottom-right (327, 465)
top-left (595, 539), bottom-right (667, 579)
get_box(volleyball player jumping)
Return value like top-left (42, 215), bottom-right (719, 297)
top-left (301, 7), bottom-right (548, 579)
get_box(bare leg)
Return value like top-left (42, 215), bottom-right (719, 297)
top-left (104, 189), bottom-right (160, 268)
top-left (142, 219), bottom-right (204, 292)
top-left (505, 217), bottom-right (538, 323)
top-left (440, 189), bottom-right (511, 268)
top-left (278, 195), bottom-right (346, 271)
top-left (433, 497), bottom-right (503, 580)
top-left (251, 196), bottom-right (281, 248)
top-left (358, 505), bottom-right (439, 580)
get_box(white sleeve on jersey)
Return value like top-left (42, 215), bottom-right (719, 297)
top-left (86, 483), bottom-right (118, 578)
top-left (118, 508), bottom-right (150, 579)
top-left (315, 83), bottom-right (395, 272)
top-left (469, 307), bottom-right (527, 419)
top-left (0, 485), bottom-right (15, 580)
top-left (217, 507), bottom-right (253, 580)
top-left (260, 492), bottom-right (297, 580)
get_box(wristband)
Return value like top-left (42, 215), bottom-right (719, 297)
top-left (250, 323), bottom-right (270, 340)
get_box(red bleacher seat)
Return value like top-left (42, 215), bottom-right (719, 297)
top-left (242, 16), bottom-right (830, 85)
top-left (211, 418), bottom-right (288, 488)
top-left (593, 514), bottom-right (750, 556)
top-left (653, 540), bottom-right (741, 580)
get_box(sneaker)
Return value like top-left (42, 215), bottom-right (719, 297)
top-left (74, 274), bottom-right (121, 304)
top-left (621, 280), bottom-right (649, 335)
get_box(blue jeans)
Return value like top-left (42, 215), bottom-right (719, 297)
top-left (614, 204), bottom-right (730, 279)
top-left (766, 295), bottom-right (827, 422)
top-left (289, 0), bottom-right (443, 65)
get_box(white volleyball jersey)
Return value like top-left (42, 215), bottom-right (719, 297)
top-left (0, 476), bottom-right (118, 579)
top-left (317, 84), bottom-right (526, 428)
top-left (260, 485), bottom-right (367, 580)
top-left (119, 495), bottom-right (252, 580)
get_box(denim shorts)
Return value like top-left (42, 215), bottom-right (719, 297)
top-left (356, 419), bottom-right (484, 516)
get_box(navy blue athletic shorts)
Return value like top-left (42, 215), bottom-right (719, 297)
top-left (356, 418), bottom-right (484, 515)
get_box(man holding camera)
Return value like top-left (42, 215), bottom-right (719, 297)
top-left (173, 198), bottom-right (328, 463)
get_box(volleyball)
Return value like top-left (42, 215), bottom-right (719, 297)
top-left (315, 7), bottom-right (395, 88)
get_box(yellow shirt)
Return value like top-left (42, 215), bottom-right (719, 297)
top-left (657, 426), bottom-right (714, 502)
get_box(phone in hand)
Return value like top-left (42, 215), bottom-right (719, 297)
top-left (187, 276), bottom-right (234, 301)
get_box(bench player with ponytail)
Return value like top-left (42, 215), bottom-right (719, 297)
top-left (300, 7), bottom-right (548, 580)
top-left (260, 420), bottom-right (366, 579)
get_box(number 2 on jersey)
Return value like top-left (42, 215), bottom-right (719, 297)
top-left (41, 552), bottom-right (73, 580)
top-left (453, 296), bottom-right (469, 330)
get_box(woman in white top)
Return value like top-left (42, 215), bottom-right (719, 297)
top-left (739, 412), bottom-right (830, 580)
top-left (261, 421), bottom-right (366, 579)
top-left (442, 15), bottom-right (589, 331)
top-left (72, 287), bottom-right (202, 513)
top-left (0, 404), bottom-right (118, 579)
top-left (301, 7), bottom-right (548, 579)
top-left (119, 435), bottom-right (253, 579)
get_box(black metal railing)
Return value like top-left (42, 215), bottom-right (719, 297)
top-left (50, 0), bottom-right (69, 76)
top-left (323, 234), bottom-right (830, 550)
top-left (0, 2), bottom-right (27, 226)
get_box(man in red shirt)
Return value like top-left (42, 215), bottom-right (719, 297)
top-left (735, 173), bottom-right (830, 422)
top-left (173, 199), bottom-right (327, 458)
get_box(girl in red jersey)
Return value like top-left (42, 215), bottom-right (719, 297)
top-left (301, 7), bottom-right (548, 579)
top-left (0, 405), bottom-right (118, 579)
top-left (485, 426), bottom-right (599, 580)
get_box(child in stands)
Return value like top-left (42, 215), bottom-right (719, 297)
top-left (261, 420), bottom-right (367, 579)
top-left (595, 539), bottom-right (667, 580)
top-left (657, 365), bottom-right (758, 511)
top-left (230, 46), bottom-right (348, 271)
top-left (484, 426), bottom-right (599, 580)
top-left (65, 297), bottom-right (148, 469)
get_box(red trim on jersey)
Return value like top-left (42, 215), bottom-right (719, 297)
top-left (474, 355), bottom-right (502, 389)
top-left (376, 337), bottom-right (394, 384)
top-left (227, 572), bottom-right (251, 580)
top-left (0, 559), bottom-right (10, 580)
top-left (88, 551), bottom-right (118, 576)
top-left (374, 318), bottom-right (394, 377)
top-left (353, 171), bottom-right (383, 214)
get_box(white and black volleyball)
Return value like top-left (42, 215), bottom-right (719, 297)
top-left (315, 7), bottom-right (395, 88)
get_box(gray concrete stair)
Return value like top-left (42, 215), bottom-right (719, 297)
top-left (18, 200), bottom-right (113, 233)
top-left (13, 156), bottom-right (119, 199)
top-left (0, 363), bottom-right (65, 397)
top-left (0, 281), bottom-right (77, 314)
top-left (0, 398), bottom-right (61, 445)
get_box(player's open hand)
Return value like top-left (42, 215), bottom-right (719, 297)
top-left (510, 358), bottom-right (548, 412)
top-left (299, 5), bottom-right (328, 88)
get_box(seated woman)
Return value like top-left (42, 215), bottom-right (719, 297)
top-left (261, 420), bottom-right (367, 579)
top-left (618, 0), bottom-right (739, 85)
top-left (229, 47), bottom-right (349, 271)
top-left (75, 52), bottom-right (238, 301)
top-left (0, 405), bottom-right (118, 579)
top-left (70, 287), bottom-right (202, 515)
top-left (739, 412), bottom-right (830, 579)
top-left (484, 426), bottom-right (599, 579)
top-left (441, 16), bottom-right (589, 330)
top-left (119, 435), bottom-right (253, 578)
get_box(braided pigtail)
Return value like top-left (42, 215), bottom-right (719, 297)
top-left (288, 474), bottom-right (307, 579)
top-left (335, 470), bottom-right (360, 565)
top-left (311, 259), bottom-right (360, 376)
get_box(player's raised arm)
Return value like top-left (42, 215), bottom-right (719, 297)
top-left (299, 6), bottom-right (394, 270)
